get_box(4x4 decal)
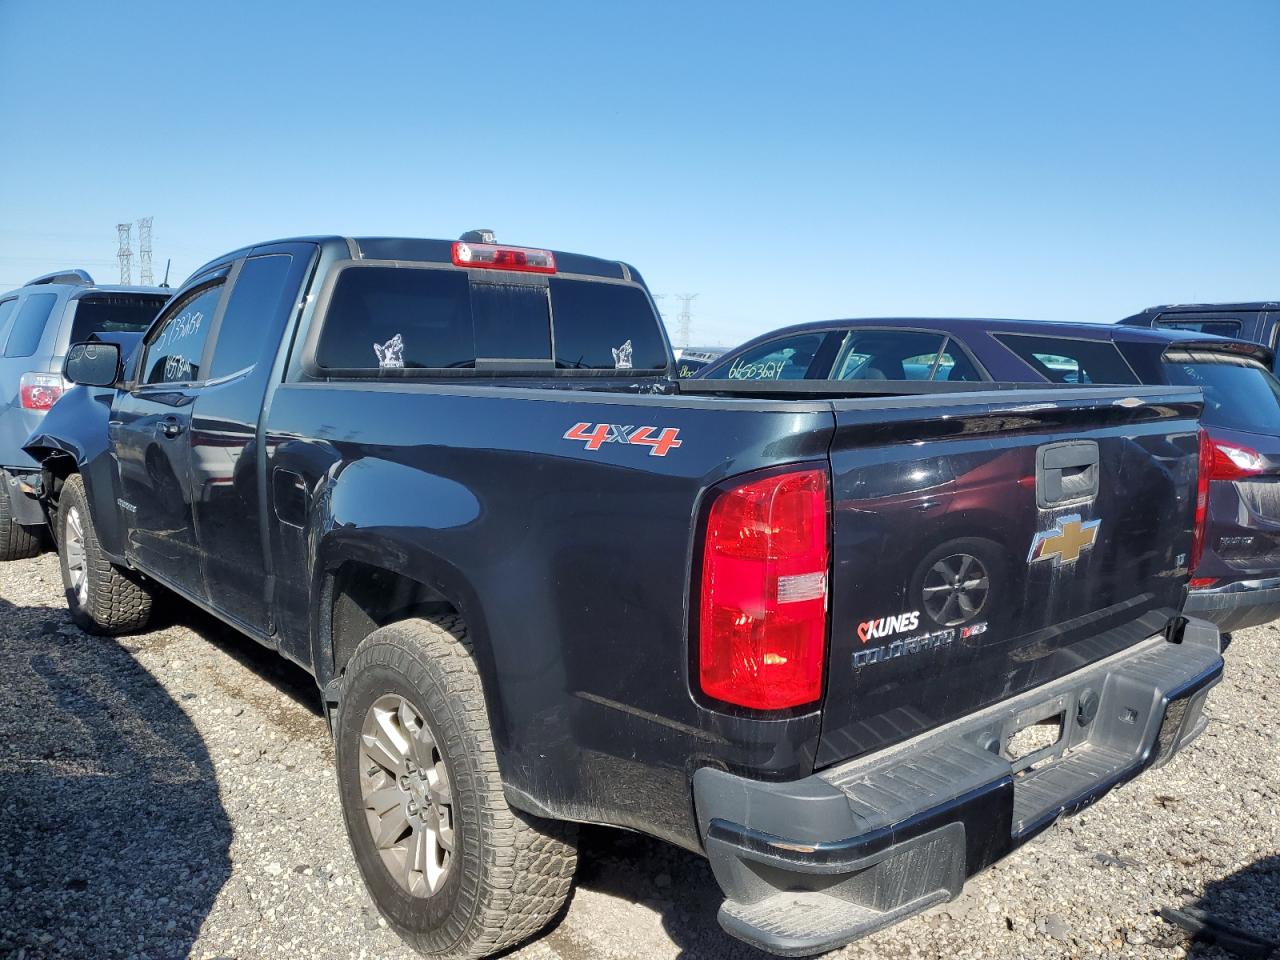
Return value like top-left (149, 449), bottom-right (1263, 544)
top-left (563, 422), bottom-right (682, 457)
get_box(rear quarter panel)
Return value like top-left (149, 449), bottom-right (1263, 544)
top-left (264, 382), bottom-right (836, 850)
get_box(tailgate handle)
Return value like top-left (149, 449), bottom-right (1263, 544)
top-left (1036, 441), bottom-right (1099, 507)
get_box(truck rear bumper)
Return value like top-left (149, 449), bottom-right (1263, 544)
top-left (1185, 577), bottom-right (1280, 633)
top-left (692, 620), bottom-right (1223, 957)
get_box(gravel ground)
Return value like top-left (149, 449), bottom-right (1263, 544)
top-left (1, 551), bottom-right (1277, 960)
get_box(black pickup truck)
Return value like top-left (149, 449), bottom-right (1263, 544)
top-left (26, 235), bottom-right (1222, 959)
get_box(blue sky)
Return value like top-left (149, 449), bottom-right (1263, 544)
top-left (1, 1), bottom-right (1276, 346)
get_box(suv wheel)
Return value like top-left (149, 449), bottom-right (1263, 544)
top-left (335, 616), bottom-right (577, 958)
top-left (56, 474), bottom-right (154, 634)
top-left (0, 475), bottom-right (42, 561)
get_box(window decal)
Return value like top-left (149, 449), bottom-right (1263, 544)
top-left (373, 334), bottom-right (405, 369)
top-left (612, 339), bottom-right (633, 370)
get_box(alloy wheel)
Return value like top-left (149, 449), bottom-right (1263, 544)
top-left (359, 694), bottom-right (454, 897)
top-left (64, 506), bottom-right (89, 607)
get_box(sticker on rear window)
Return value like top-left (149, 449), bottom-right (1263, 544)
top-left (374, 334), bottom-right (405, 369)
top-left (612, 339), bottom-right (633, 370)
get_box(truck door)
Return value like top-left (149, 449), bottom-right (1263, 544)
top-left (188, 245), bottom-right (315, 634)
top-left (111, 272), bottom-right (228, 599)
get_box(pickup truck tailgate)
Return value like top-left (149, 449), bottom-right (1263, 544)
top-left (817, 386), bottom-right (1203, 768)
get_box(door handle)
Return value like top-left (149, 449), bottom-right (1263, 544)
top-left (159, 417), bottom-right (185, 439)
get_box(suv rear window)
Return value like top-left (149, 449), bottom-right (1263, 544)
top-left (1162, 352), bottom-right (1280, 435)
top-left (994, 333), bottom-right (1139, 384)
top-left (3, 293), bottom-right (58, 358)
top-left (1157, 319), bottom-right (1243, 338)
top-left (314, 266), bottom-right (667, 373)
top-left (69, 294), bottom-right (167, 343)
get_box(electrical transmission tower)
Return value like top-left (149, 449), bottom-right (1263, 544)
top-left (674, 293), bottom-right (699, 348)
top-left (137, 217), bottom-right (154, 285)
top-left (116, 223), bottom-right (133, 286)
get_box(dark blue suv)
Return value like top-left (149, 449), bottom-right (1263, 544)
top-left (701, 317), bottom-right (1280, 631)
top-left (1120, 302), bottom-right (1280, 373)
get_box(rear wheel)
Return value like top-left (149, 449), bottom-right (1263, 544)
top-left (0, 475), bottom-right (42, 561)
top-left (335, 616), bottom-right (577, 959)
top-left (56, 474), bottom-right (154, 634)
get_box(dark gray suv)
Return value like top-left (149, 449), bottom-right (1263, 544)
top-left (0, 270), bottom-right (168, 558)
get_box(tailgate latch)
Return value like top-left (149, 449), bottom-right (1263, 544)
top-left (1036, 440), bottom-right (1099, 508)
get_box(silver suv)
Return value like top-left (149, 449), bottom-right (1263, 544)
top-left (0, 270), bottom-right (168, 558)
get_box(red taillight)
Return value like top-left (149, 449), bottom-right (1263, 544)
top-left (1208, 438), bottom-right (1266, 481)
top-left (1189, 429), bottom-right (1213, 575)
top-left (451, 241), bottom-right (556, 274)
top-left (698, 467), bottom-right (829, 711)
top-left (19, 372), bottom-right (63, 411)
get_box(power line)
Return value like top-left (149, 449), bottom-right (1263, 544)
top-left (116, 223), bottom-right (133, 286)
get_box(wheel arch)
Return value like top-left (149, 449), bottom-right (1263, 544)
top-left (313, 532), bottom-right (508, 753)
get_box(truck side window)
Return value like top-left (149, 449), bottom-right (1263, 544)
top-left (142, 283), bottom-right (224, 385)
top-left (207, 255), bottom-right (295, 379)
top-left (3, 293), bottom-right (58, 358)
top-left (723, 333), bottom-right (827, 380)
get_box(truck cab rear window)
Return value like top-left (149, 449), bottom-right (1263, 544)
top-left (547, 278), bottom-right (666, 370)
top-left (314, 266), bottom-right (666, 373)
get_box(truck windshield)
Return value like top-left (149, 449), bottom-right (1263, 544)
top-left (1162, 352), bottom-right (1280, 435)
top-left (70, 294), bottom-right (168, 342)
top-left (315, 266), bottom-right (669, 373)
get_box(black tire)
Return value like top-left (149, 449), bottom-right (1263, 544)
top-left (0, 476), bottom-right (42, 560)
top-left (335, 616), bottom-right (577, 959)
top-left (910, 536), bottom-right (1007, 632)
top-left (56, 474), bottom-right (154, 634)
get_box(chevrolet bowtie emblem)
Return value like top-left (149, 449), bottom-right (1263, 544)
top-left (1027, 514), bottom-right (1101, 566)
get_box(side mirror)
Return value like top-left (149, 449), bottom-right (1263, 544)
top-left (64, 342), bottom-right (122, 387)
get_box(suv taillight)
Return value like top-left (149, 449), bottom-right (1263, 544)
top-left (697, 467), bottom-right (829, 711)
top-left (1189, 428), bottom-right (1213, 577)
top-left (19, 372), bottom-right (63, 411)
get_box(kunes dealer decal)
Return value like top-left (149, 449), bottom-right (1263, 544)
top-left (857, 610), bottom-right (919, 643)
top-left (852, 609), bottom-right (988, 669)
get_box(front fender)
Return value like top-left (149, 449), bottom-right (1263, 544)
top-left (24, 386), bottom-right (127, 559)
